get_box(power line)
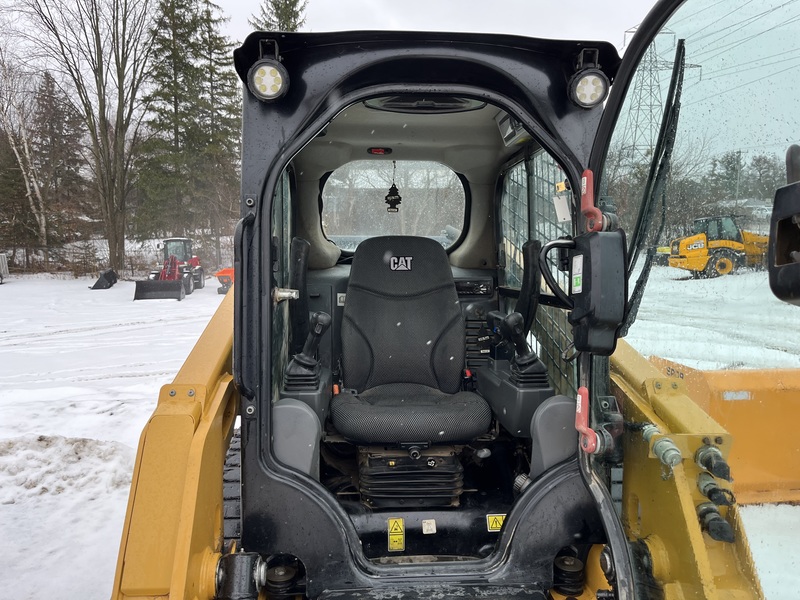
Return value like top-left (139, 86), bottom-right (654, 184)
top-left (702, 54), bottom-right (800, 81)
top-left (683, 60), bottom-right (800, 107)
top-left (692, 10), bottom-right (800, 62)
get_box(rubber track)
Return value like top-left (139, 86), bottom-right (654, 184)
top-left (223, 429), bottom-right (242, 551)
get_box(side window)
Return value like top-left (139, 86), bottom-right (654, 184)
top-left (720, 217), bottom-right (741, 242)
top-left (706, 219), bottom-right (721, 242)
top-left (499, 151), bottom-right (575, 397)
top-left (499, 161), bottom-right (528, 287)
top-left (271, 170), bottom-right (292, 397)
top-left (528, 151), bottom-right (575, 397)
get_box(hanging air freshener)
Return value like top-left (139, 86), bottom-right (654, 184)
top-left (385, 160), bottom-right (402, 212)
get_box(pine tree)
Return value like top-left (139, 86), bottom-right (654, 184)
top-left (135, 0), bottom-right (204, 239)
top-left (248, 0), bottom-right (308, 32)
top-left (30, 72), bottom-right (88, 243)
top-left (134, 0), bottom-right (240, 268)
top-left (194, 0), bottom-right (241, 266)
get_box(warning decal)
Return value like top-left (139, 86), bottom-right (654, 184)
top-left (486, 514), bottom-right (506, 532)
top-left (388, 517), bottom-right (405, 551)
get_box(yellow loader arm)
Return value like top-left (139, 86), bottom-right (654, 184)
top-left (112, 293), bottom-right (238, 599)
top-left (611, 340), bottom-right (764, 599)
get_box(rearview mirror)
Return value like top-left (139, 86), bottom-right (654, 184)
top-left (769, 181), bottom-right (800, 306)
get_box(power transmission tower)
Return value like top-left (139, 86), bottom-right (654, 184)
top-left (616, 28), bottom-right (678, 167)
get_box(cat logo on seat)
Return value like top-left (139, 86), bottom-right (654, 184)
top-left (390, 256), bottom-right (413, 271)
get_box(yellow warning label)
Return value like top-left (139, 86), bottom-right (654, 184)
top-left (388, 517), bottom-right (405, 551)
top-left (555, 181), bottom-right (568, 193)
top-left (486, 514), bottom-right (506, 532)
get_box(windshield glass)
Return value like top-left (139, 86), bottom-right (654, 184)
top-left (164, 240), bottom-right (189, 261)
top-left (322, 160), bottom-right (466, 251)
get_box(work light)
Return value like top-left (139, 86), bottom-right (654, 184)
top-left (568, 68), bottom-right (610, 108)
top-left (247, 59), bottom-right (289, 102)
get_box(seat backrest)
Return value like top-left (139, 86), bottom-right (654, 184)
top-left (341, 236), bottom-right (465, 393)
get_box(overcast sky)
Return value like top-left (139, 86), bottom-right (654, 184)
top-left (218, 0), bottom-right (662, 51)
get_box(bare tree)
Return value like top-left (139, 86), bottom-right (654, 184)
top-left (0, 46), bottom-right (48, 259)
top-left (14, 0), bottom-right (156, 270)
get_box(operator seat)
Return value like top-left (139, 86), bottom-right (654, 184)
top-left (330, 236), bottom-right (492, 444)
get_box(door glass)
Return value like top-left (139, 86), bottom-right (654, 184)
top-left (601, 0), bottom-right (799, 371)
top-left (598, 2), bottom-right (800, 597)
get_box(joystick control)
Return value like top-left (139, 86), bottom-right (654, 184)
top-left (285, 311), bottom-right (331, 387)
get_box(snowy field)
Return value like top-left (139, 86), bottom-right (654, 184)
top-left (0, 268), bottom-right (797, 598)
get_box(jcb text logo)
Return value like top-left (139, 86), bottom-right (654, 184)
top-left (390, 256), bottom-right (413, 271)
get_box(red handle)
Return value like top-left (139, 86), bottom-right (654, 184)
top-left (580, 169), bottom-right (603, 233)
top-left (576, 386), bottom-right (599, 453)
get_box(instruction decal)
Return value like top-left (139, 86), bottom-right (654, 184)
top-left (388, 517), bottom-right (405, 551)
top-left (571, 254), bottom-right (584, 294)
top-left (486, 514), bottom-right (506, 532)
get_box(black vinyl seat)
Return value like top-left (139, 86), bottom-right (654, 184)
top-left (330, 236), bottom-right (491, 444)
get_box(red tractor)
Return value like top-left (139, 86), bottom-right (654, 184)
top-left (133, 237), bottom-right (205, 301)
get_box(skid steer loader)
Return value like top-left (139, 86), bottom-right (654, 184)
top-left (113, 0), bottom-right (799, 598)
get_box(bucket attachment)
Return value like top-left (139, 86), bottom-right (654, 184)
top-left (89, 269), bottom-right (118, 290)
top-left (133, 279), bottom-right (185, 301)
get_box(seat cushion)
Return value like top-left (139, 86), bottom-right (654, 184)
top-left (330, 383), bottom-right (492, 444)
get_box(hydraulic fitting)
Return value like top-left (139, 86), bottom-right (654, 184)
top-left (695, 444), bottom-right (732, 481)
top-left (642, 424), bottom-right (682, 468)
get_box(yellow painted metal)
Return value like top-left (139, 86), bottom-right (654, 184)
top-left (611, 340), bottom-right (764, 600)
top-left (112, 292), bottom-right (237, 600)
top-left (649, 356), bottom-right (800, 504)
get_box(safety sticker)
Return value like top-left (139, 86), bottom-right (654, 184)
top-left (486, 514), bottom-right (506, 532)
top-left (571, 254), bottom-right (584, 294)
top-left (422, 519), bottom-right (437, 534)
top-left (388, 517), bottom-right (405, 551)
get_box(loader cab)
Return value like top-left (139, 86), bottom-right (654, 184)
top-left (692, 217), bottom-right (743, 244)
top-left (229, 28), bottom-right (634, 599)
top-left (162, 238), bottom-right (193, 263)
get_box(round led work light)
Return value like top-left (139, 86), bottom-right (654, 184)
top-left (568, 68), bottom-right (610, 108)
top-left (247, 59), bottom-right (289, 102)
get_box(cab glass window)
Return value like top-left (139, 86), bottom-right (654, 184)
top-left (322, 160), bottom-right (465, 251)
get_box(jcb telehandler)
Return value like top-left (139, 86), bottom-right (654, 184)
top-left (667, 216), bottom-right (768, 278)
top-left (113, 0), bottom-right (799, 598)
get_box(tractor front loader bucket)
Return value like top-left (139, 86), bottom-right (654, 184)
top-left (134, 279), bottom-right (186, 301)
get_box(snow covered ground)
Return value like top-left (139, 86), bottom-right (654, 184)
top-left (0, 268), bottom-right (796, 598)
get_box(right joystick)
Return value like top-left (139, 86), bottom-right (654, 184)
top-left (503, 312), bottom-right (537, 368)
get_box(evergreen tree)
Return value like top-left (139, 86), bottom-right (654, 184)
top-left (30, 72), bottom-right (88, 242)
top-left (135, 0), bottom-right (204, 238)
top-left (194, 0), bottom-right (241, 266)
top-left (0, 128), bottom-right (36, 264)
top-left (133, 0), bottom-right (241, 269)
top-left (248, 0), bottom-right (308, 32)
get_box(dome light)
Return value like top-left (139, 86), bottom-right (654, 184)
top-left (247, 59), bottom-right (289, 102)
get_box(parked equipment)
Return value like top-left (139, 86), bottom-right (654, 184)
top-left (0, 253), bottom-right (8, 284)
top-left (89, 268), bottom-right (118, 290)
top-left (668, 216), bottom-right (768, 277)
top-left (215, 267), bottom-right (234, 294)
top-left (133, 238), bottom-right (205, 301)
